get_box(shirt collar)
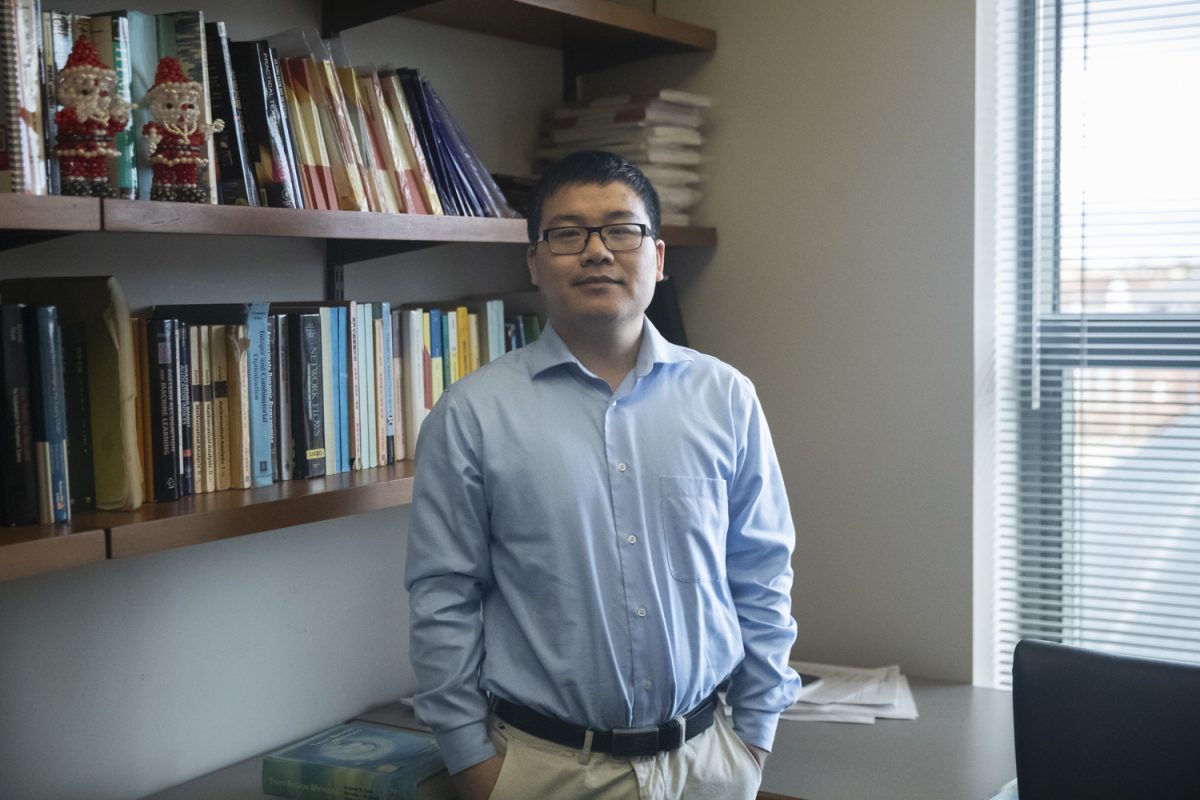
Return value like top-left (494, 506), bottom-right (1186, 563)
top-left (527, 317), bottom-right (694, 380)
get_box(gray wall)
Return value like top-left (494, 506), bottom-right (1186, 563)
top-left (0, 1), bottom-right (976, 797)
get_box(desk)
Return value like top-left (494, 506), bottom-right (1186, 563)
top-left (150, 679), bottom-right (1014, 800)
top-left (759, 678), bottom-right (1015, 800)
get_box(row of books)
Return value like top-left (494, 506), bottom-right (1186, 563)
top-left (536, 88), bottom-right (712, 226)
top-left (0, 2), bottom-right (517, 217)
top-left (0, 276), bottom-right (542, 521)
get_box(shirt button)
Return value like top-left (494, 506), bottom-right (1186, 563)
top-left (636, 607), bottom-right (647, 617)
top-left (611, 400), bottom-right (618, 407)
top-left (617, 462), bottom-right (627, 472)
top-left (627, 534), bottom-right (638, 545)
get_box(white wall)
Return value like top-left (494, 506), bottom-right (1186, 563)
top-left (0, 1), bottom-right (978, 797)
top-left (590, 0), bottom-right (977, 681)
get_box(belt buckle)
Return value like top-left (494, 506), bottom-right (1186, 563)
top-left (610, 718), bottom-right (685, 757)
top-left (610, 725), bottom-right (661, 758)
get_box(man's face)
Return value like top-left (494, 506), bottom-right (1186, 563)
top-left (527, 181), bottom-right (665, 332)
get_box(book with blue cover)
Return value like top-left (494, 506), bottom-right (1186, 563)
top-left (261, 721), bottom-right (452, 800)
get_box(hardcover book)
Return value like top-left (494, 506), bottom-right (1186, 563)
top-left (0, 304), bottom-right (37, 525)
top-left (229, 40), bottom-right (299, 208)
top-left (286, 312), bottom-right (324, 479)
top-left (24, 305), bottom-right (70, 524)
top-left (144, 318), bottom-right (180, 502)
top-left (204, 20), bottom-right (258, 206)
top-left (1, 277), bottom-right (143, 511)
top-left (261, 722), bottom-right (452, 800)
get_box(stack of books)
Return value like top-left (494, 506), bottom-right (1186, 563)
top-left (1, 4), bottom-right (515, 217)
top-left (536, 88), bottom-right (712, 226)
top-left (0, 276), bottom-right (540, 518)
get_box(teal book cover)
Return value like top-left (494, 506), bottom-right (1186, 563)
top-left (262, 722), bottom-right (451, 800)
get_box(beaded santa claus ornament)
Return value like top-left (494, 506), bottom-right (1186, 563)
top-left (53, 38), bottom-right (133, 197)
top-left (141, 57), bottom-right (224, 202)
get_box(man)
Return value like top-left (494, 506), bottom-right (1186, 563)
top-left (405, 150), bottom-right (801, 800)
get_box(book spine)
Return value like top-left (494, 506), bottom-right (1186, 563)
top-left (177, 321), bottom-right (194, 496)
top-left (160, 11), bottom-right (217, 203)
top-left (276, 315), bottom-right (293, 481)
top-left (246, 304), bottom-right (272, 488)
top-left (400, 309), bottom-right (424, 462)
top-left (319, 308), bottom-right (335, 475)
top-left (427, 308), bottom-right (442, 406)
top-left (199, 324), bottom-right (216, 493)
top-left (226, 324), bottom-right (251, 490)
top-left (456, 306), bottom-right (469, 379)
top-left (211, 323), bottom-right (231, 491)
top-left (288, 313), bottom-right (325, 479)
top-left (266, 45), bottom-right (305, 208)
top-left (361, 303), bottom-right (376, 470)
top-left (336, 307), bottom-right (349, 474)
top-left (124, 10), bottom-right (156, 201)
top-left (0, 305), bottom-right (37, 525)
top-left (387, 305), bottom-right (399, 465)
top-left (60, 320), bottom-right (94, 511)
top-left (25, 306), bottom-right (70, 524)
top-left (108, 14), bottom-right (136, 199)
top-left (133, 317), bottom-right (152, 503)
top-left (379, 72), bottom-right (442, 215)
top-left (204, 21), bottom-right (258, 206)
top-left (348, 301), bottom-right (360, 470)
top-left (444, 310), bottom-right (457, 387)
top-left (373, 304), bottom-right (385, 466)
top-left (145, 319), bottom-right (180, 501)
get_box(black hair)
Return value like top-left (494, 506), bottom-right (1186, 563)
top-left (526, 150), bottom-right (661, 244)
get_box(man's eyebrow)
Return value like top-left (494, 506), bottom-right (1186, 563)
top-left (544, 210), bottom-right (643, 227)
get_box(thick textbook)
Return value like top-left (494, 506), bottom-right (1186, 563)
top-left (261, 722), bottom-right (452, 800)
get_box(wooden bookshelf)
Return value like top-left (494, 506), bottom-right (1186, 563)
top-left (0, 523), bottom-right (107, 583)
top-left (323, 0), bottom-right (717, 58)
top-left (97, 462), bottom-right (415, 560)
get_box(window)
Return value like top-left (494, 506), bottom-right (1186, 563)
top-left (988, 0), bottom-right (1200, 686)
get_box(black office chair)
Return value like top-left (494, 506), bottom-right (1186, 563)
top-left (1012, 638), bottom-right (1200, 799)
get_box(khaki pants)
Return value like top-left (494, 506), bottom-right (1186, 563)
top-left (485, 705), bottom-right (763, 800)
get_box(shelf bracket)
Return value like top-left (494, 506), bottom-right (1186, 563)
top-left (325, 242), bottom-right (345, 301)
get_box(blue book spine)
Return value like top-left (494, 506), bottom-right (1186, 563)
top-left (246, 302), bottom-right (273, 487)
top-left (441, 313), bottom-right (451, 389)
top-left (356, 304), bottom-right (369, 470)
top-left (329, 307), bottom-right (341, 475)
top-left (381, 302), bottom-right (394, 465)
top-left (428, 308), bottom-right (443, 405)
top-left (337, 307), bottom-right (350, 474)
top-left (363, 305), bottom-right (377, 470)
top-left (34, 307), bottom-right (71, 523)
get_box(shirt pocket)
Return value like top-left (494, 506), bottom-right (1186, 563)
top-left (660, 476), bottom-right (729, 583)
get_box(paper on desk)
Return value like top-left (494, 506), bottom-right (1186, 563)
top-left (779, 662), bottom-right (919, 724)
top-left (791, 661), bottom-right (901, 706)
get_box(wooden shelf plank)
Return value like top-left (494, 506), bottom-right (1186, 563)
top-left (324, 0), bottom-right (716, 55)
top-left (660, 224), bottom-right (716, 248)
top-left (99, 462), bottom-right (415, 559)
top-left (101, 199), bottom-right (531, 242)
top-left (0, 195), bottom-right (101, 233)
top-left (0, 524), bottom-right (107, 583)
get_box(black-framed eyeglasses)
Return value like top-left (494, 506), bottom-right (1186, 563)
top-left (537, 223), bottom-right (653, 255)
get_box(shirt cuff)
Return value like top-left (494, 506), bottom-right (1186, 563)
top-left (731, 707), bottom-right (781, 753)
top-left (435, 720), bottom-right (498, 776)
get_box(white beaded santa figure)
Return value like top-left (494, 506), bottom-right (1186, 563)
top-left (53, 37), bottom-right (132, 197)
top-left (141, 57), bottom-right (223, 202)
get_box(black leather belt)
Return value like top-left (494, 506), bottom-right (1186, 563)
top-left (492, 692), bottom-right (719, 758)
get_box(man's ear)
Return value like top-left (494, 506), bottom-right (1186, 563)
top-left (527, 246), bottom-right (540, 287)
top-left (655, 238), bottom-right (666, 282)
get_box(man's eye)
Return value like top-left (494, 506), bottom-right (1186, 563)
top-left (606, 225), bottom-right (640, 237)
top-left (551, 230), bottom-right (584, 242)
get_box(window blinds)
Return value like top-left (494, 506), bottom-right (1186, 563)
top-left (990, 0), bottom-right (1200, 686)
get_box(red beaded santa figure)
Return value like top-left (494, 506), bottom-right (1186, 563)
top-left (141, 57), bottom-right (224, 202)
top-left (53, 38), bottom-right (132, 197)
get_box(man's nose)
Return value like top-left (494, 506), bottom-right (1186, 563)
top-left (581, 229), bottom-right (614, 259)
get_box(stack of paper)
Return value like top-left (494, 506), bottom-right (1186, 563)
top-left (780, 661), bottom-right (920, 724)
top-left (535, 89), bottom-right (712, 225)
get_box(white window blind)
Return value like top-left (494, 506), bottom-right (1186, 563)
top-left (990, 0), bottom-right (1200, 686)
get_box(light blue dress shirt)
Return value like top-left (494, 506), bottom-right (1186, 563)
top-left (405, 318), bottom-right (801, 775)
